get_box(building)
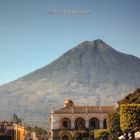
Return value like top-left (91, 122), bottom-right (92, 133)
top-left (50, 99), bottom-right (115, 140)
top-left (0, 121), bottom-right (25, 140)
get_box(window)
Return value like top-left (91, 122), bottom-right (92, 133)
top-left (63, 121), bottom-right (68, 129)
top-left (75, 118), bottom-right (85, 130)
top-left (60, 118), bottom-right (71, 129)
top-left (89, 118), bottom-right (100, 129)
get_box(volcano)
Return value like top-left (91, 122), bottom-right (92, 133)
top-left (0, 39), bottom-right (140, 126)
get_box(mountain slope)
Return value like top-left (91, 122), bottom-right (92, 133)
top-left (0, 39), bottom-right (140, 126)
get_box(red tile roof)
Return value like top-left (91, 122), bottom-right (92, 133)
top-left (53, 105), bottom-right (115, 114)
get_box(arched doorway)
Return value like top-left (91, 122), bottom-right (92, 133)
top-left (75, 118), bottom-right (85, 130)
top-left (60, 118), bottom-right (71, 129)
top-left (62, 135), bottom-right (69, 140)
top-left (59, 132), bottom-right (72, 140)
top-left (89, 117), bottom-right (100, 129)
top-left (103, 118), bottom-right (107, 129)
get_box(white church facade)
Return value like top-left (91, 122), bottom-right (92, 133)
top-left (50, 99), bottom-right (114, 140)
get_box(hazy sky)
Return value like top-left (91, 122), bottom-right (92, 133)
top-left (0, 0), bottom-right (140, 85)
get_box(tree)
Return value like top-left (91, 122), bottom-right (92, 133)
top-left (106, 112), bottom-right (121, 139)
top-left (33, 126), bottom-right (48, 136)
top-left (118, 88), bottom-right (140, 104)
top-left (94, 129), bottom-right (108, 140)
top-left (120, 104), bottom-right (140, 140)
top-left (10, 114), bottom-right (22, 124)
top-left (33, 127), bottom-right (48, 140)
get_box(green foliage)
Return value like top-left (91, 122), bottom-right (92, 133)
top-left (72, 130), bottom-right (87, 138)
top-left (94, 129), bottom-right (108, 139)
top-left (10, 114), bottom-right (22, 124)
top-left (106, 112), bottom-right (121, 138)
top-left (89, 130), bottom-right (94, 136)
top-left (26, 126), bottom-right (47, 140)
top-left (120, 104), bottom-right (140, 132)
top-left (33, 127), bottom-right (47, 136)
top-left (118, 88), bottom-right (140, 104)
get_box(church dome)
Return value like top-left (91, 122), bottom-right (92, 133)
top-left (64, 99), bottom-right (74, 107)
